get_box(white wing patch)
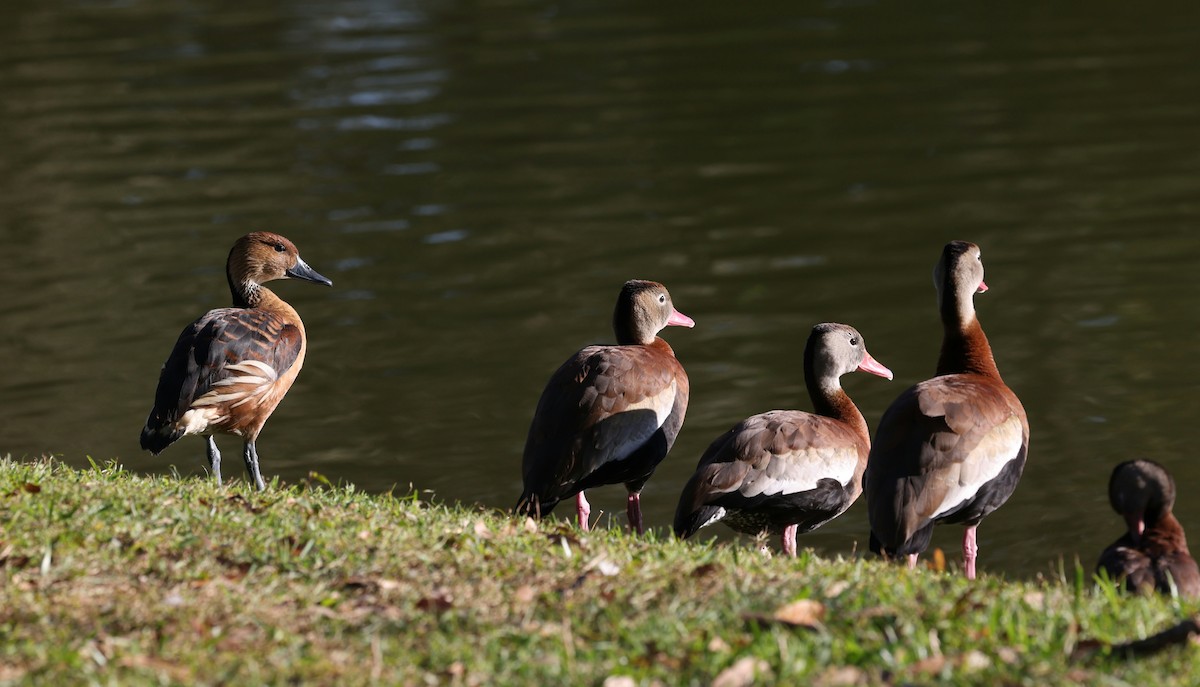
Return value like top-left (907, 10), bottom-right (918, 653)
top-left (701, 507), bottom-right (727, 528)
top-left (622, 379), bottom-right (676, 429)
top-left (930, 415), bottom-right (1024, 519)
top-left (738, 446), bottom-right (857, 498)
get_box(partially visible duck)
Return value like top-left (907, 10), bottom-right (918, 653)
top-left (516, 280), bottom-right (694, 533)
top-left (673, 323), bottom-right (892, 555)
top-left (1097, 459), bottom-right (1200, 598)
top-left (865, 241), bottom-right (1029, 579)
top-left (140, 232), bottom-right (332, 490)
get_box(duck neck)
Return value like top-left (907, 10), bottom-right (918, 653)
top-left (613, 311), bottom-right (653, 345)
top-left (1143, 513), bottom-right (1189, 555)
top-left (805, 366), bottom-right (868, 440)
top-left (228, 275), bottom-right (286, 312)
top-left (937, 314), bottom-right (1001, 379)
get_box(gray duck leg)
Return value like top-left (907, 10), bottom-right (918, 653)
top-left (243, 441), bottom-right (266, 491)
top-left (206, 436), bottom-right (222, 486)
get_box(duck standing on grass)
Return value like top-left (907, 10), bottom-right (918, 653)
top-left (516, 280), bottom-right (694, 533)
top-left (140, 232), bottom-right (332, 490)
top-left (1097, 459), bottom-right (1200, 598)
top-left (865, 241), bottom-right (1029, 579)
top-left (673, 323), bottom-right (892, 556)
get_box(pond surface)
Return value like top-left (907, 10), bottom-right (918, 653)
top-left (2, 0), bottom-right (1199, 578)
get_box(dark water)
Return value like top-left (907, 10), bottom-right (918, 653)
top-left (2, 0), bottom-right (1198, 578)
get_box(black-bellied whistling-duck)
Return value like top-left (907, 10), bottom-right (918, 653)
top-left (673, 323), bottom-right (892, 556)
top-left (1097, 459), bottom-right (1200, 598)
top-left (865, 241), bottom-right (1029, 579)
top-left (516, 280), bottom-right (694, 533)
top-left (140, 232), bottom-right (332, 490)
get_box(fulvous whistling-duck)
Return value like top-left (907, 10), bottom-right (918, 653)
top-left (140, 231), bottom-right (332, 490)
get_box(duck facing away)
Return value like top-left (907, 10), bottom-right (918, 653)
top-left (140, 232), bottom-right (332, 490)
top-left (516, 280), bottom-right (694, 533)
top-left (673, 323), bottom-right (892, 556)
top-left (865, 241), bottom-right (1029, 579)
top-left (1097, 459), bottom-right (1200, 598)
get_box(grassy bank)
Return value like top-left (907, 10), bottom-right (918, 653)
top-left (0, 457), bottom-right (1196, 686)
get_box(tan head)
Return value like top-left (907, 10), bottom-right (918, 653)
top-left (612, 279), bottom-right (694, 345)
top-left (934, 240), bottom-right (988, 322)
top-left (226, 232), bottom-right (332, 306)
top-left (805, 323), bottom-right (893, 391)
top-left (1109, 459), bottom-right (1176, 543)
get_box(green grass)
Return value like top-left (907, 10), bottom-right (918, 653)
top-left (0, 456), bottom-right (1195, 686)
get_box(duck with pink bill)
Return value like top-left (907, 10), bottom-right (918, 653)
top-left (865, 240), bottom-right (1029, 579)
top-left (1097, 459), bottom-right (1200, 598)
top-left (516, 279), bottom-right (694, 533)
top-left (674, 322), bottom-right (892, 556)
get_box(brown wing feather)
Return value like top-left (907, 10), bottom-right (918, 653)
top-left (866, 374), bottom-right (1028, 551)
top-left (142, 308), bottom-right (302, 447)
top-left (674, 411), bottom-right (864, 536)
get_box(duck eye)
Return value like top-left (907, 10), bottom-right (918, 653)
top-left (274, 243), bottom-right (286, 252)
top-left (850, 337), bottom-right (859, 346)
top-left (658, 294), bottom-right (666, 304)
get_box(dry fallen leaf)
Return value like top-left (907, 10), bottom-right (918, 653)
top-left (813, 666), bottom-right (866, 686)
top-left (712, 657), bottom-right (770, 687)
top-left (824, 581), bottom-right (850, 598)
top-left (603, 677), bottom-right (637, 687)
top-left (586, 557), bottom-right (621, 576)
top-left (772, 599), bottom-right (826, 628)
top-left (961, 650), bottom-right (990, 672)
top-left (928, 548), bottom-right (946, 573)
top-left (416, 589), bottom-right (454, 612)
top-left (514, 585), bottom-right (536, 605)
top-left (910, 655), bottom-right (946, 675)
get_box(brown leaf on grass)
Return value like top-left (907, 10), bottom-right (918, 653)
top-left (744, 599), bottom-right (826, 631)
top-left (712, 657), bottom-right (770, 687)
top-left (960, 650), bottom-right (990, 672)
top-left (0, 551), bottom-right (32, 569)
top-left (513, 585), bottom-right (536, 605)
top-left (996, 646), bottom-right (1019, 665)
top-left (823, 580), bottom-right (850, 598)
top-left (21, 483), bottom-right (41, 494)
top-left (690, 562), bottom-right (721, 578)
top-left (416, 588), bottom-right (454, 612)
top-left (813, 666), bottom-right (866, 686)
top-left (223, 493), bottom-right (267, 514)
top-left (909, 655), bottom-right (946, 675)
top-left (772, 599), bottom-right (826, 628)
top-left (215, 555), bottom-right (251, 579)
top-left (927, 548), bottom-right (946, 572)
top-left (117, 655), bottom-right (194, 682)
top-left (339, 577), bottom-right (378, 593)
